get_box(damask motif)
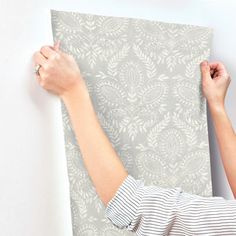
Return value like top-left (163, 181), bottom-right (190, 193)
top-left (100, 225), bottom-right (127, 236)
top-left (133, 19), bottom-right (212, 72)
top-left (52, 11), bottom-right (129, 69)
top-left (51, 9), bottom-right (213, 236)
top-left (77, 223), bottom-right (99, 236)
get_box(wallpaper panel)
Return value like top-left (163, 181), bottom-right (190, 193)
top-left (51, 9), bottom-right (213, 235)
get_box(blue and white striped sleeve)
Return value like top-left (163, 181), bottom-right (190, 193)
top-left (104, 174), bottom-right (236, 236)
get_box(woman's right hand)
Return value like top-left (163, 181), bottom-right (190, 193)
top-left (200, 61), bottom-right (231, 111)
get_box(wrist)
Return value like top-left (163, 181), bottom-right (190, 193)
top-left (208, 101), bottom-right (226, 116)
top-left (61, 80), bottom-right (90, 106)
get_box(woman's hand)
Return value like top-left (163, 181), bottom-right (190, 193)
top-left (33, 41), bottom-right (87, 99)
top-left (200, 60), bottom-right (231, 111)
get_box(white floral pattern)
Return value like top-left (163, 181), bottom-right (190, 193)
top-left (51, 9), bottom-right (213, 236)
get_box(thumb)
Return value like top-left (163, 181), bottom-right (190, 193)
top-left (200, 60), bottom-right (211, 81)
top-left (54, 40), bottom-right (60, 52)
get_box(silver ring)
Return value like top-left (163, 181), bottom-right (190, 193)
top-left (34, 64), bottom-right (41, 76)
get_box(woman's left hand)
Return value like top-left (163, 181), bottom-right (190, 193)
top-left (33, 41), bottom-right (86, 98)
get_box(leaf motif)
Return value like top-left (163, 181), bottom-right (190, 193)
top-left (133, 44), bottom-right (157, 78)
top-left (173, 112), bottom-right (197, 148)
top-left (53, 11), bottom-right (83, 29)
top-left (85, 44), bottom-right (102, 69)
top-left (182, 27), bottom-right (212, 43)
top-left (147, 113), bottom-right (170, 148)
top-left (101, 17), bottom-right (129, 36)
top-left (95, 71), bottom-right (109, 80)
top-left (107, 44), bottom-right (130, 76)
top-left (95, 80), bottom-right (125, 107)
top-left (172, 80), bottom-right (200, 107)
top-left (185, 49), bottom-right (210, 78)
top-left (141, 83), bottom-right (166, 105)
top-left (181, 151), bottom-right (208, 173)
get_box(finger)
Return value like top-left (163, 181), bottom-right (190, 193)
top-left (35, 73), bottom-right (44, 88)
top-left (208, 61), bottom-right (225, 69)
top-left (33, 51), bottom-right (47, 67)
top-left (36, 75), bottom-right (46, 88)
top-left (210, 68), bottom-right (215, 75)
top-left (40, 45), bottom-right (57, 58)
top-left (54, 40), bottom-right (60, 52)
top-left (200, 60), bottom-right (211, 80)
top-left (36, 74), bottom-right (41, 83)
top-left (212, 71), bottom-right (219, 78)
top-left (208, 61), bottom-right (228, 77)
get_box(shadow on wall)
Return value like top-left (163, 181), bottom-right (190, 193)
top-left (27, 56), bottom-right (56, 113)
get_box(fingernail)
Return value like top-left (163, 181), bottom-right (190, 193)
top-left (201, 60), bottom-right (208, 68)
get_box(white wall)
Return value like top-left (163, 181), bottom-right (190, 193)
top-left (0, 0), bottom-right (235, 235)
top-left (0, 1), bottom-right (73, 236)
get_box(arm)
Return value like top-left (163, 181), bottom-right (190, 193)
top-left (210, 106), bottom-right (236, 198)
top-left (61, 83), bottom-right (128, 205)
top-left (33, 42), bottom-right (128, 206)
top-left (200, 61), bottom-right (236, 197)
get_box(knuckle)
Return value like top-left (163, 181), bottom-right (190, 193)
top-left (40, 72), bottom-right (48, 80)
top-left (200, 60), bottom-right (207, 67)
top-left (33, 52), bottom-right (40, 63)
top-left (43, 64), bottom-right (49, 71)
top-left (42, 45), bottom-right (49, 50)
top-left (50, 53), bottom-right (60, 62)
top-left (55, 53), bottom-right (61, 60)
top-left (40, 46), bottom-right (46, 52)
top-left (50, 54), bottom-right (56, 60)
top-left (213, 60), bottom-right (223, 66)
top-left (33, 51), bottom-right (38, 59)
top-left (43, 63), bottom-right (53, 72)
top-left (48, 63), bottom-right (53, 70)
top-left (45, 61), bottom-right (52, 71)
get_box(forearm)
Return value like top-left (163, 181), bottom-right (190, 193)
top-left (209, 103), bottom-right (236, 197)
top-left (61, 82), bottom-right (128, 206)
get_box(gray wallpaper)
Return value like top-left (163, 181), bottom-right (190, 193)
top-left (51, 9), bottom-right (213, 235)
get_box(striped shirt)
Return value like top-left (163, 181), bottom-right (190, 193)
top-left (105, 174), bottom-right (236, 235)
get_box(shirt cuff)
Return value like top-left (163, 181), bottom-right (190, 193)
top-left (104, 174), bottom-right (145, 229)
